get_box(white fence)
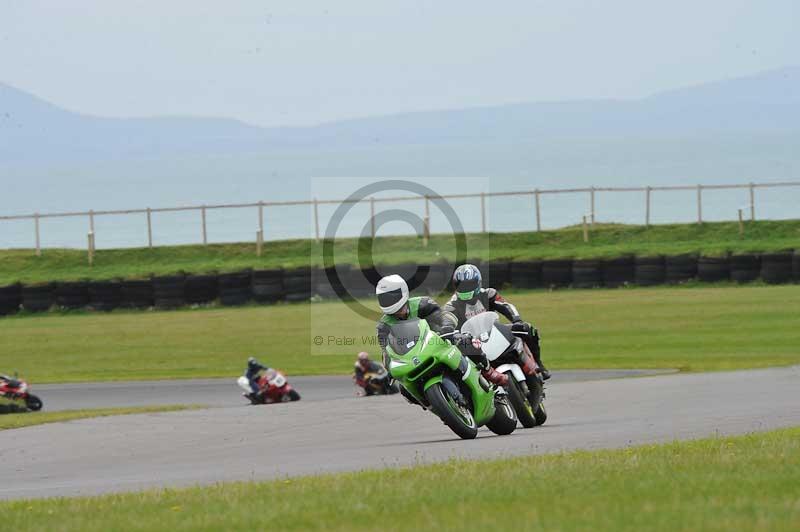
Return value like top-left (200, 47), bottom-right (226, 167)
top-left (1, 180), bottom-right (799, 253)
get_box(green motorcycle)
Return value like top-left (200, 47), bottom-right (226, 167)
top-left (385, 318), bottom-right (517, 439)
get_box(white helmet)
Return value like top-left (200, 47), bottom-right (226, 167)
top-left (376, 274), bottom-right (409, 315)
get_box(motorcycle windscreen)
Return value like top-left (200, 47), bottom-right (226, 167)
top-left (461, 311), bottom-right (509, 361)
top-left (386, 319), bottom-right (423, 356)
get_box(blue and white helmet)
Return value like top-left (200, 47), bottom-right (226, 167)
top-left (453, 264), bottom-right (482, 301)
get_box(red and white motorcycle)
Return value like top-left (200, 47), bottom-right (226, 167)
top-left (1, 374), bottom-right (43, 412)
top-left (237, 369), bottom-right (301, 405)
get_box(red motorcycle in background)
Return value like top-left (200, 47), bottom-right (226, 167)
top-left (0, 374), bottom-right (43, 412)
top-left (237, 369), bottom-right (301, 405)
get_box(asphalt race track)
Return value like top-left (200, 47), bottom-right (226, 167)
top-left (32, 369), bottom-right (675, 412)
top-left (1, 366), bottom-right (798, 500)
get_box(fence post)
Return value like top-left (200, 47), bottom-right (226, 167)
top-left (313, 198), bottom-right (320, 242)
top-left (201, 206), bottom-right (207, 245)
top-left (696, 184), bottom-right (703, 224)
top-left (749, 183), bottom-right (755, 221)
top-left (146, 208), bottom-right (153, 248)
top-left (534, 189), bottom-right (541, 232)
top-left (423, 195), bottom-right (430, 247)
top-left (590, 187), bottom-right (596, 225)
top-left (370, 197), bottom-right (376, 238)
top-left (256, 230), bottom-right (263, 257)
top-left (34, 213), bottom-right (41, 256)
top-left (645, 186), bottom-right (651, 227)
top-left (87, 232), bottom-right (95, 266)
top-left (89, 209), bottom-right (95, 234)
top-left (258, 201), bottom-right (264, 234)
top-left (480, 192), bottom-right (486, 233)
top-left (582, 215), bottom-right (589, 243)
top-left (738, 208), bottom-right (744, 238)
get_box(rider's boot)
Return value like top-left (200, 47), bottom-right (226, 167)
top-left (525, 334), bottom-right (551, 380)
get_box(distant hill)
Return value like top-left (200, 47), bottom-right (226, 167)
top-left (1, 66), bottom-right (799, 164)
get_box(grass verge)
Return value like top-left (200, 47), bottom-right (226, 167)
top-left (1, 219), bottom-right (798, 284)
top-left (4, 427), bottom-right (799, 531)
top-left (0, 405), bottom-right (199, 431)
top-left (0, 283), bottom-right (798, 383)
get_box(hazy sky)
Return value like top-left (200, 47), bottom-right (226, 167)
top-left (2, 1), bottom-right (798, 127)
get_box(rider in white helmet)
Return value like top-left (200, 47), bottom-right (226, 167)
top-left (375, 274), bottom-right (509, 392)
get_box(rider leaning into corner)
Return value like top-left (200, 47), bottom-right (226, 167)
top-left (245, 356), bottom-right (271, 397)
top-left (375, 274), bottom-right (511, 408)
top-left (443, 264), bottom-right (551, 380)
top-left (353, 352), bottom-right (387, 390)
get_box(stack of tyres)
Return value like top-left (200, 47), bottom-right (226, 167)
top-left (55, 281), bottom-right (89, 309)
top-left (541, 259), bottom-right (572, 287)
top-left (420, 262), bottom-right (449, 296)
top-left (22, 283), bottom-right (55, 312)
top-left (152, 275), bottom-right (185, 309)
top-left (185, 274), bottom-right (218, 304)
top-left (486, 261), bottom-right (511, 290)
top-left (88, 281), bottom-right (123, 311)
top-left (341, 266), bottom-right (374, 299)
top-left (730, 254), bottom-right (760, 283)
top-left (571, 259), bottom-right (603, 289)
top-left (634, 256), bottom-right (665, 286)
top-left (121, 279), bottom-right (154, 308)
top-left (509, 261), bottom-right (542, 289)
top-left (665, 255), bottom-right (698, 284)
top-left (0, 284), bottom-right (21, 315)
top-left (391, 263), bottom-right (427, 291)
top-left (760, 252), bottom-right (793, 284)
top-left (697, 256), bottom-right (730, 283)
top-left (284, 267), bottom-right (312, 302)
top-left (219, 271), bottom-right (252, 306)
top-left (793, 251), bottom-right (800, 282)
top-left (603, 256), bottom-right (635, 287)
top-left (252, 269), bottom-right (283, 303)
top-left (314, 266), bottom-right (344, 300)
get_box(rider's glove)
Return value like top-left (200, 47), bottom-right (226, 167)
top-left (511, 321), bottom-right (532, 336)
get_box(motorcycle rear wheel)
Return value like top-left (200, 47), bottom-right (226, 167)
top-left (424, 380), bottom-right (478, 440)
top-left (485, 393), bottom-right (517, 435)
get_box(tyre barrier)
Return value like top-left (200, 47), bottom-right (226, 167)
top-left (252, 269), bottom-right (284, 303)
top-left (22, 283), bottom-right (55, 312)
top-left (665, 254), bottom-right (698, 284)
top-left (185, 274), bottom-right (219, 304)
top-left (218, 271), bottom-right (251, 306)
top-left (121, 279), bottom-right (154, 308)
top-left (572, 259), bottom-right (603, 289)
top-left (88, 281), bottom-right (123, 311)
top-left (634, 256), bottom-right (665, 286)
top-left (0, 284), bottom-right (21, 315)
top-left (55, 281), bottom-right (90, 309)
top-left (486, 261), bottom-right (511, 290)
top-left (152, 275), bottom-right (185, 309)
top-left (2, 250), bottom-right (799, 318)
top-left (697, 256), bottom-right (730, 283)
top-left (541, 259), bottom-right (573, 287)
top-left (283, 267), bottom-right (312, 302)
top-left (730, 254), bottom-right (760, 283)
top-left (510, 261), bottom-right (542, 289)
top-left (760, 252), bottom-right (793, 285)
top-left (603, 256), bottom-right (635, 288)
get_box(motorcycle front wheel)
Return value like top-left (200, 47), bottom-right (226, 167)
top-left (485, 393), bottom-right (517, 435)
top-left (424, 379), bottom-right (478, 440)
top-left (25, 394), bottom-right (43, 411)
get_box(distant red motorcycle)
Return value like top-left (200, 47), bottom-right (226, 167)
top-left (0, 374), bottom-right (43, 411)
top-left (237, 369), bottom-right (301, 405)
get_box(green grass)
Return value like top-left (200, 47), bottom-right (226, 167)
top-left (0, 405), bottom-right (198, 431)
top-left (1, 283), bottom-right (798, 383)
top-left (1, 219), bottom-right (798, 284)
top-left (4, 427), bottom-right (799, 531)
